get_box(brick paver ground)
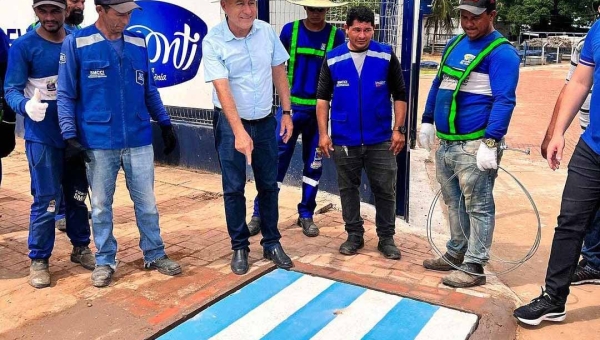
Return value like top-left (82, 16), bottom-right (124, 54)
top-left (0, 137), bottom-right (514, 339)
top-left (2, 63), bottom-right (592, 340)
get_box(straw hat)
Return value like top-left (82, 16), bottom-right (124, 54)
top-left (286, 0), bottom-right (348, 8)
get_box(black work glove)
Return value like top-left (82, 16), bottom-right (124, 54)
top-left (65, 138), bottom-right (90, 163)
top-left (160, 124), bottom-right (177, 155)
top-left (0, 121), bottom-right (15, 158)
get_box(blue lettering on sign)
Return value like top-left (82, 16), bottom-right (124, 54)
top-left (6, 28), bottom-right (24, 44)
top-left (128, 0), bottom-right (207, 88)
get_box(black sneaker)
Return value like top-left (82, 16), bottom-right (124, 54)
top-left (248, 216), bottom-right (261, 236)
top-left (513, 288), bottom-right (566, 326)
top-left (339, 234), bottom-right (364, 255)
top-left (145, 255), bottom-right (182, 276)
top-left (571, 264), bottom-right (600, 286)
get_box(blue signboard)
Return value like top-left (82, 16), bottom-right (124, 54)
top-left (128, 0), bottom-right (208, 88)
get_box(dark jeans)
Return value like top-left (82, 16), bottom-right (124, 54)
top-left (252, 108), bottom-right (323, 219)
top-left (213, 110), bottom-right (281, 250)
top-left (581, 211), bottom-right (600, 270)
top-left (545, 139), bottom-right (600, 303)
top-left (332, 142), bottom-right (397, 238)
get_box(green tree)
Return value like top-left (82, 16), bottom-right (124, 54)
top-left (424, 0), bottom-right (458, 54)
top-left (498, 0), bottom-right (598, 32)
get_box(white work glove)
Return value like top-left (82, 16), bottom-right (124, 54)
top-left (25, 88), bottom-right (48, 122)
top-left (476, 141), bottom-right (498, 171)
top-left (418, 123), bottom-right (435, 151)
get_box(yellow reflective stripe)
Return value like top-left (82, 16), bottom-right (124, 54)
top-left (441, 65), bottom-right (463, 78)
top-left (291, 96), bottom-right (317, 106)
top-left (288, 20), bottom-right (300, 86)
top-left (436, 129), bottom-right (486, 141)
top-left (326, 25), bottom-right (336, 51)
top-left (448, 36), bottom-right (509, 134)
top-left (296, 47), bottom-right (325, 57)
top-left (437, 34), bottom-right (465, 79)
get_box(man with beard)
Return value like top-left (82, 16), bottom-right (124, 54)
top-left (4, 0), bottom-right (93, 288)
top-left (28, 0), bottom-right (86, 32)
top-left (28, 0), bottom-right (86, 233)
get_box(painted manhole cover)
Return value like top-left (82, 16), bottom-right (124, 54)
top-left (158, 269), bottom-right (478, 340)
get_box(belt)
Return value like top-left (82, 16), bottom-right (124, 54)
top-left (214, 107), bottom-right (274, 124)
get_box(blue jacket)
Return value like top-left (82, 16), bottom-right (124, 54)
top-left (58, 25), bottom-right (171, 150)
top-left (327, 41), bottom-right (393, 146)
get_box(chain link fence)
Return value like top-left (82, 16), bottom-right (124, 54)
top-left (170, 0), bottom-right (404, 125)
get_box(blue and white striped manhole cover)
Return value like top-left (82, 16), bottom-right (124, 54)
top-left (159, 269), bottom-right (478, 340)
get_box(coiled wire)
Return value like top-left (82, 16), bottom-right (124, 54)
top-left (426, 147), bottom-right (542, 277)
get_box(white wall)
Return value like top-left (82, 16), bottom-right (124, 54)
top-left (0, 0), bottom-right (223, 110)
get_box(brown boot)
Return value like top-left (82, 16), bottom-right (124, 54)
top-left (442, 263), bottom-right (486, 288)
top-left (29, 259), bottom-right (51, 289)
top-left (71, 246), bottom-right (95, 270)
top-left (423, 252), bottom-right (464, 271)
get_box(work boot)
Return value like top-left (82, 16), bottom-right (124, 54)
top-left (297, 217), bottom-right (319, 237)
top-left (248, 216), bottom-right (261, 236)
top-left (145, 255), bottom-right (182, 276)
top-left (71, 246), bottom-right (95, 270)
top-left (339, 234), bottom-right (364, 255)
top-left (55, 218), bottom-right (66, 232)
top-left (423, 252), bottom-right (464, 271)
top-left (377, 237), bottom-right (401, 260)
top-left (442, 263), bottom-right (486, 288)
top-left (91, 265), bottom-right (114, 288)
top-left (29, 259), bottom-right (51, 289)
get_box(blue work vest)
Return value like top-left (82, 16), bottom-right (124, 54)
top-left (327, 41), bottom-right (393, 146)
top-left (71, 26), bottom-right (153, 149)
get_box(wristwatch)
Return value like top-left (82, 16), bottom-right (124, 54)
top-left (393, 126), bottom-right (407, 134)
top-left (282, 110), bottom-right (292, 116)
top-left (483, 138), bottom-right (498, 148)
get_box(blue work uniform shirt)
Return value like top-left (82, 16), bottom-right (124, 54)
top-left (202, 19), bottom-right (289, 120)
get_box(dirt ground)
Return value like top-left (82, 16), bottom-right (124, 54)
top-left (417, 63), bottom-right (600, 340)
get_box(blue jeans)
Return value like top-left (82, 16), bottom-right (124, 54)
top-left (252, 108), bottom-right (323, 219)
top-left (435, 139), bottom-right (501, 266)
top-left (582, 211), bottom-right (600, 270)
top-left (25, 141), bottom-right (90, 260)
top-left (332, 142), bottom-right (397, 238)
top-left (86, 145), bottom-right (166, 267)
top-left (213, 110), bottom-right (281, 250)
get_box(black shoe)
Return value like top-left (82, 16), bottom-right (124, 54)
top-left (297, 217), bottom-right (319, 237)
top-left (263, 244), bottom-right (293, 269)
top-left (91, 265), bottom-right (114, 288)
top-left (514, 288), bottom-right (566, 326)
top-left (145, 255), bottom-right (182, 276)
top-left (248, 216), bottom-right (261, 236)
top-left (231, 249), bottom-right (249, 275)
top-left (571, 264), bottom-right (600, 286)
top-left (71, 246), bottom-right (96, 270)
top-left (423, 252), bottom-right (464, 271)
top-left (377, 237), bottom-right (401, 260)
top-left (339, 234), bottom-right (364, 255)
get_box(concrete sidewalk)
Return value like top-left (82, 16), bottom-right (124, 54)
top-left (0, 138), bottom-right (517, 340)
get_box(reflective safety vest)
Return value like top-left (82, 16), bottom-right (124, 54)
top-left (287, 20), bottom-right (337, 106)
top-left (436, 33), bottom-right (509, 140)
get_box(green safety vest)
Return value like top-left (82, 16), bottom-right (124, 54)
top-left (287, 20), bottom-right (337, 106)
top-left (436, 33), bottom-right (509, 140)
